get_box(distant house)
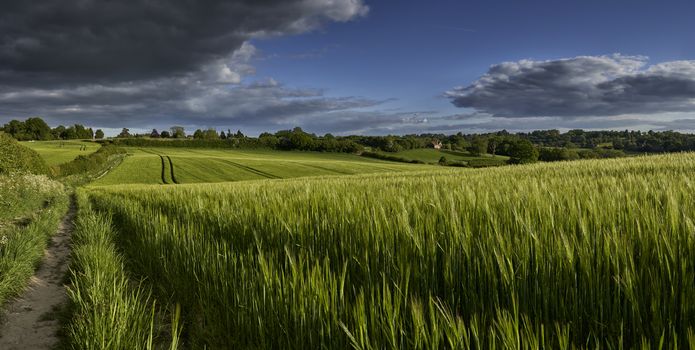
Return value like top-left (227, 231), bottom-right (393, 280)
top-left (431, 140), bottom-right (442, 150)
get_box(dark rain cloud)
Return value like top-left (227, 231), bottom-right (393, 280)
top-left (446, 55), bottom-right (695, 118)
top-left (0, 0), bottom-right (388, 134)
top-left (0, 0), bottom-right (368, 85)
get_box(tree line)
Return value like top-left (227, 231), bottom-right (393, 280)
top-left (1, 117), bottom-right (104, 140)
top-left (114, 126), bottom-right (364, 153)
top-left (6, 117), bottom-right (695, 162)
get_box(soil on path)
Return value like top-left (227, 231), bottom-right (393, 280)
top-left (0, 196), bottom-right (76, 349)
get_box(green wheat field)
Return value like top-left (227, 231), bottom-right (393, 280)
top-left (7, 140), bottom-right (695, 348)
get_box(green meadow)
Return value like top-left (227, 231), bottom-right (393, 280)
top-left (21, 140), bottom-right (101, 166)
top-left (91, 147), bottom-right (434, 186)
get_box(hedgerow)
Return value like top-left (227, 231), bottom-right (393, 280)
top-left (55, 145), bottom-right (127, 177)
top-left (360, 151), bottom-right (426, 164)
top-left (0, 133), bottom-right (50, 175)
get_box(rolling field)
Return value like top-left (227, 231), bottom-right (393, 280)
top-left (75, 153), bottom-right (695, 348)
top-left (91, 148), bottom-right (434, 186)
top-left (21, 140), bottom-right (100, 166)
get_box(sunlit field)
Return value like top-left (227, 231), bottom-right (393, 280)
top-left (21, 140), bottom-right (100, 166)
top-left (75, 153), bottom-right (695, 348)
top-left (92, 147), bottom-right (434, 185)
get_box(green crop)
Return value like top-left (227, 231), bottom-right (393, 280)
top-left (91, 148), bottom-right (433, 186)
top-left (78, 153), bottom-right (695, 348)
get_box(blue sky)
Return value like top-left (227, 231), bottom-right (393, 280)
top-left (2, 0), bottom-right (695, 135)
top-left (250, 0), bottom-right (695, 128)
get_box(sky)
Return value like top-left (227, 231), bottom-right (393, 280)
top-left (1, 0), bottom-right (695, 136)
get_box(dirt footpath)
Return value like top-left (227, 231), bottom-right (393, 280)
top-left (0, 197), bottom-right (76, 349)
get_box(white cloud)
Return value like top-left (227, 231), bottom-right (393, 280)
top-left (447, 55), bottom-right (695, 118)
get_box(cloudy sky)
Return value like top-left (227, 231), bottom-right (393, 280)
top-left (1, 0), bottom-right (695, 136)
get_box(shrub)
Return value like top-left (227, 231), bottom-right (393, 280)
top-left (0, 133), bottom-right (50, 175)
top-left (577, 148), bottom-right (626, 159)
top-left (539, 147), bottom-right (580, 162)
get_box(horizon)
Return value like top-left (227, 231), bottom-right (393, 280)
top-left (6, 117), bottom-right (695, 139)
top-left (2, 0), bottom-right (695, 136)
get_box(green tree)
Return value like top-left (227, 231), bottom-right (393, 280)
top-left (62, 126), bottom-right (78, 139)
top-left (24, 117), bottom-right (53, 140)
top-left (170, 126), bottom-right (186, 138)
top-left (95, 129), bottom-right (105, 139)
top-left (468, 136), bottom-right (488, 156)
top-left (289, 128), bottom-right (314, 150)
top-left (2, 119), bottom-right (31, 140)
top-left (117, 128), bottom-right (131, 138)
top-left (203, 128), bottom-right (219, 140)
top-left (259, 134), bottom-right (278, 148)
top-left (150, 129), bottom-right (160, 138)
top-left (508, 139), bottom-right (539, 164)
top-left (487, 136), bottom-right (500, 156)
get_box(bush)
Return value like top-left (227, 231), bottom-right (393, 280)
top-left (446, 161), bottom-right (469, 167)
top-left (577, 148), bottom-right (626, 159)
top-left (539, 147), bottom-right (580, 162)
top-left (0, 133), bottom-right (50, 175)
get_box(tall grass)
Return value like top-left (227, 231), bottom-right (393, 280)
top-left (65, 193), bottom-right (180, 349)
top-left (0, 173), bottom-right (64, 221)
top-left (0, 174), bottom-right (67, 305)
top-left (86, 153), bottom-right (695, 348)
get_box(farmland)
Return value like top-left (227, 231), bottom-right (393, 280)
top-left (92, 147), bottom-right (434, 186)
top-left (21, 140), bottom-right (101, 166)
top-left (74, 152), bottom-right (695, 348)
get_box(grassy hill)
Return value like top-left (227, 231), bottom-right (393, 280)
top-left (91, 148), bottom-right (435, 186)
top-left (20, 140), bottom-right (100, 166)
